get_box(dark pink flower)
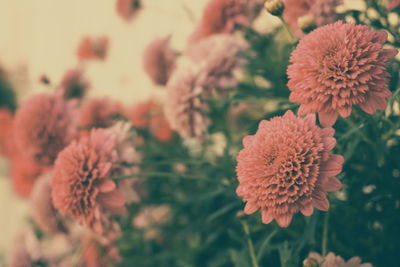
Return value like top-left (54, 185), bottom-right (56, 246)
top-left (14, 94), bottom-right (76, 165)
top-left (116, 0), bottom-right (142, 21)
top-left (79, 98), bottom-right (123, 130)
top-left (142, 36), bottom-right (177, 86)
top-left (308, 252), bottom-right (373, 267)
top-left (52, 129), bottom-right (126, 233)
top-left (236, 110), bottom-right (343, 227)
top-left (287, 21), bottom-right (398, 126)
top-left (77, 36), bottom-right (109, 60)
top-left (58, 68), bottom-right (90, 100)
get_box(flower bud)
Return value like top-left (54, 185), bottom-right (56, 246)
top-left (302, 258), bottom-right (319, 267)
top-left (264, 0), bottom-right (285, 16)
top-left (298, 15), bottom-right (317, 34)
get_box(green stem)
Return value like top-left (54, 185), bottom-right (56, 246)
top-left (278, 16), bottom-right (296, 43)
top-left (322, 211), bottom-right (329, 256)
top-left (241, 221), bottom-right (261, 267)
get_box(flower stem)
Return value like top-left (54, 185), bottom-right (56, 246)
top-left (241, 220), bottom-right (261, 267)
top-left (278, 16), bottom-right (296, 43)
top-left (322, 211), bottom-right (329, 256)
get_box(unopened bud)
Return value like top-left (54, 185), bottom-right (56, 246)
top-left (298, 15), bottom-right (317, 34)
top-left (264, 0), bottom-right (285, 16)
top-left (302, 258), bottom-right (319, 267)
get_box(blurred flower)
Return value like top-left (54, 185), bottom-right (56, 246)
top-left (189, 0), bottom-right (249, 43)
top-left (0, 108), bottom-right (14, 156)
top-left (165, 64), bottom-right (209, 139)
top-left (287, 21), bottom-right (398, 126)
top-left (14, 94), bottom-right (76, 165)
top-left (264, 0), bottom-right (285, 16)
top-left (79, 98), bottom-right (123, 130)
top-left (30, 175), bottom-right (67, 234)
top-left (116, 0), bottom-right (142, 21)
top-left (82, 236), bottom-right (121, 267)
top-left (236, 110), bottom-right (343, 227)
top-left (388, 0), bottom-right (400, 10)
top-left (58, 68), bottom-right (90, 100)
top-left (10, 155), bottom-right (42, 198)
top-left (307, 252), bottom-right (373, 267)
top-left (52, 129), bottom-right (126, 233)
top-left (128, 99), bottom-right (173, 142)
top-left (283, 0), bottom-right (342, 37)
top-left (77, 36), bottom-right (109, 60)
top-left (143, 36), bottom-right (177, 86)
top-left (133, 205), bottom-right (171, 240)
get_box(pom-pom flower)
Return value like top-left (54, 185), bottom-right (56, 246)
top-left (30, 175), bottom-right (67, 234)
top-left (58, 68), bottom-right (90, 100)
top-left (287, 21), bottom-right (398, 127)
top-left (307, 252), bottom-right (373, 267)
top-left (116, 0), bottom-right (142, 22)
top-left (142, 36), bottom-right (177, 86)
top-left (52, 129), bottom-right (127, 233)
top-left (77, 36), bottom-right (109, 60)
top-left (79, 98), bottom-right (123, 130)
top-left (236, 110), bottom-right (343, 227)
top-left (283, 0), bottom-right (342, 37)
top-left (14, 94), bottom-right (76, 166)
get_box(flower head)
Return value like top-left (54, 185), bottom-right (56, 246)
top-left (79, 98), bottom-right (123, 130)
top-left (116, 0), bottom-right (142, 21)
top-left (143, 36), bottom-right (177, 86)
top-left (287, 21), bottom-right (398, 126)
top-left (307, 252), bottom-right (373, 267)
top-left (77, 36), bottom-right (109, 60)
top-left (52, 129), bottom-right (126, 233)
top-left (236, 110), bottom-right (343, 227)
top-left (58, 68), bottom-right (90, 100)
top-left (30, 175), bottom-right (67, 234)
top-left (82, 235), bottom-right (121, 267)
top-left (14, 94), bottom-right (75, 165)
top-left (283, 0), bottom-right (342, 37)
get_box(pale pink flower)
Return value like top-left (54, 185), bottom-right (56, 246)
top-left (30, 175), bottom-right (67, 234)
top-left (283, 0), bottom-right (342, 37)
top-left (58, 68), bottom-right (90, 100)
top-left (236, 110), bottom-right (343, 227)
top-left (14, 94), bottom-right (76, 165)
top-left (77, 36), bottom-right (109, 60)
top-left (287, 21), bottom-right (398, 127)
top-left (116, 0), bottom-right (141, 21)
top-left (308, 252), bottom-right (373, 267)
top-left (52, 129), bottom-right (126, 233)
top-left (143, 36), bottom-right (177, 86)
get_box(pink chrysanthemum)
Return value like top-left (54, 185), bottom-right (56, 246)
top-left (58, 68), bottom-right (90, 100)
top-left (8, 231), bottom-right (48, 267)
top-left (116, 0), bottom-right (141, 21)
top-left (77, 36), bottom-right (109, 60)
top-left (79, 98), bottom-right (123, 130)
top-left (388, 0), bottom-right (400, 10)
top-left (0, 108), bottom-right (15, 157)
top-left (14, 94), bottom-right (75, 166)
top-left (142, 36), bottom-right (177, 86)
top-left (236, 110), bottom-right (343, 227)
top-left (283, 0), bottom-right (342, 37)
top-left (52, 129), bottom-right (126, 233)
top-left (30, 175), bottom-right (67, 234)
top-left (287, 21), bottom-right (398, 127)
top-left (189, 0), bottom-right (249, 43)
top-left (308, 252), bottom-right (373, 267)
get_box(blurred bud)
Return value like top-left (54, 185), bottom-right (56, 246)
top-left (303, 258), bottom-right (319, 267)
top-left (264, 0), bottom-right (285, 16)
top-left (236, 211), bottom-right (245, 218)
top-left (298, 15), bottom-right (317, 34)
top-left (174, 162), bottom-right (187, 174)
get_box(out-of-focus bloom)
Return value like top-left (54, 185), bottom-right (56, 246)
top-left (30, 175), bottom-right (67, 234)
top-left (189, 0), bottom-right (249, 43)
top-left (52, 129), bottom-right (126, 233)
top-left (14, 94), bottom-right (76, 166)
top-left (77, 36), bottom-right (109, 60)
top-left (128, 99), bottom-right (173, 142)
top-left (79, 98), bottom-right (123, 130)
top-left (116, 0), bottom-right (142, 21)
top-left (143, 36), bottom-right (177, 86)
top-left (236, 111), bottom-right (343, 227)
top-left (81, 236), bottom-right (121, 267)
top-left (264, 0), bottom-right (285, 16)
top-left (388, 0), bottom-right (400, 10)
top-left (58, 68), bottom-right (90, 100)
top-left (283, 0), bottom-right (342, 37)
top-left (307, 252), bottom-right (373, 267)
top-left (133, 205), bottom-right (171, 240)
top-left (10, 155), bottom-right (42, 198)
top-left (287, 21), bottom-right (398, 127)
top-left (0, 108), bottom-right (15, 156)
top-left (165, 65), bottom-right (209, 139)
